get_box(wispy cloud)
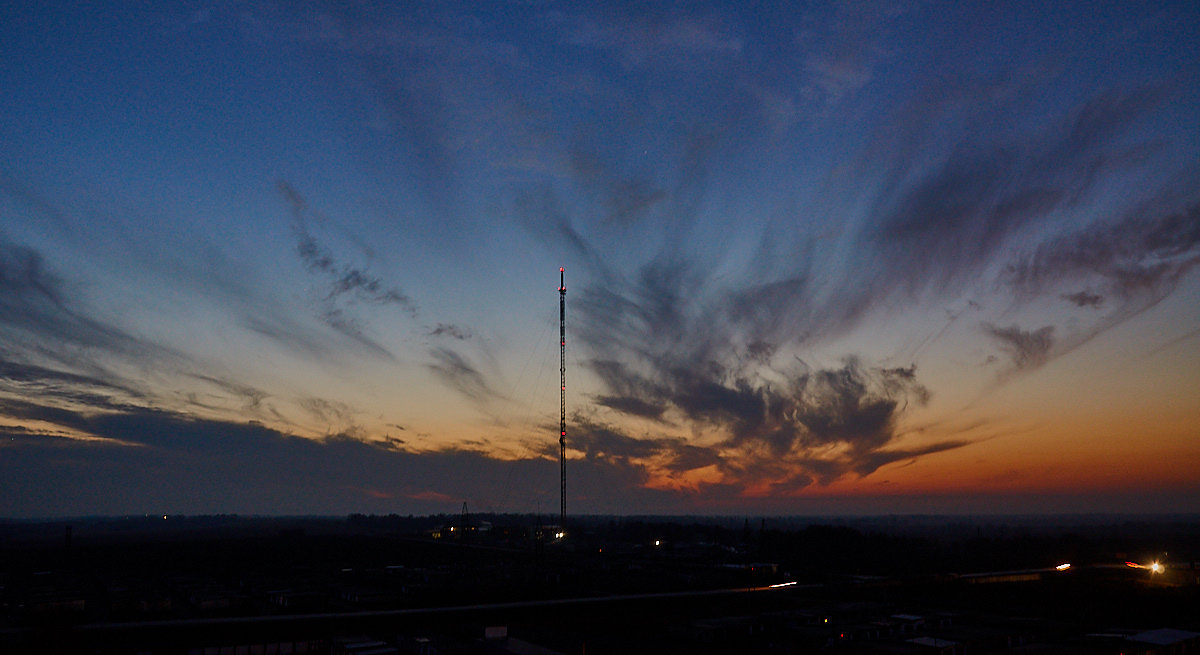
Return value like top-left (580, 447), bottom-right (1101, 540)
top-left (426, 347), bottom-right (503, 404)
top-left (429, 323), bottom-right (472, 340)
top-left (0, 237), bottom-right (161, 360)
top-left (277, 181), bottom-right (414, 356)
top-left (514, 72), bottom-right (1197, 497)
top-left (799, 1), bottom-right (919, 105)
top-left (557, 6), bottom-right (743, 68)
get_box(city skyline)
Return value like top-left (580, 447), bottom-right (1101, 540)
top-left (2, 1), bottom-right (1199, 517)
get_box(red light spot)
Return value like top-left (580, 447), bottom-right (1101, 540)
top-left (561, 431), bottom-right (566, 436)
top-left (560, 267), bottom-right (564, 272)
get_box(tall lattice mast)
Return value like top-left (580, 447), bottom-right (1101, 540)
top-left (558, 267), bottom-right (567, 532)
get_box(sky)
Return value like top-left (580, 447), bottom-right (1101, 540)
top-left (2, 1), bottom-right (1199, 518)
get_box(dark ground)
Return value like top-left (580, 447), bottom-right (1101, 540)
top-left (1, 513), bottom-right (1197, 654)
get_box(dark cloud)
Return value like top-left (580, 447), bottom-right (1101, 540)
top-left (564, 415), bottom-right (723, 474)
top-left (0, 400), bottom-right (692, 517)
top-left (866, 87), bottom-right (1167, 300)
top-left (510, 185), bottom-right (602, 271)
top-left (567, 150), bottom-right (668, 228)
top-left (498, 50), bottom-right (1196, 503)
top-left (426, 347), bottom-right (502, 403)
top-left (590, 360), bottom-right (669, 420)
top-left (1061, 291), bottom-right (1105, 308)
top-left (571, 263), bottom-right (958, 495)
top-left (1008, 202), bottom-right (1200, 301)
top-left (0, 237), bottom-right (148, 356)
top-left (847, 439), bottom-right (974, 479)
top-left (278, 181), bottom-right (414, 308)
top-left (7, 172), bottom-right (372, 375)
top-left (298, 397), bottom-right (357, 429)
top-left (0, 356), bottom-right (145, 411)
top-left (276, 181), bottom-right (414, 356)
top-left (994, 199), bottom-right (1200, 365)
top-left (189, 374), bottom-right (268, 411)
top-left (983, 323), bottom-right (1056, 372)
top-left (429, 323), bottom-right (472, 340)
top-left (0, 237), bottom-right (202, 417)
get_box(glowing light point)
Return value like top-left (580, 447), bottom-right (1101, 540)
top-left (1151, 562), bottom-right (1163, 573)
top-left (1055, 563), bottom-right (1071, 571)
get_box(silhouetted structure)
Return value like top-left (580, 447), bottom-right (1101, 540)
top-left (558, 267), bottom-right (567, 532)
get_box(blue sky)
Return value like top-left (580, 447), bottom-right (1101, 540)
top-left (2, 1), bottom-right (1199, 517)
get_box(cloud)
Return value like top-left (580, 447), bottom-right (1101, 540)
top-left (279, 181), bottom-right (413, 308)
top-left (188, 374), bottom-right (268, 411)
top-left (298, 396), bottom-right (358, 430)
top-left (570, 262), bottom-right (958, 496)
top-left (863, 87), bottom-right (1169, 303)
top-left (567, 150), bottom-right (668, 228)
top-left (276, 181), bottom-right (414, 356)
top-left (0, 236), bottom-right (198, 413)
top-left (0, 356), bottom-right (145, 412)
top-left (0, 237), bottom-right (151, 357)
top-left (496, 47), bottom-right (1198, 503)
top-left (426, 347), bottom-right (503, 404)
top-left (510, 185), bottom-right (603, 269)
top-left (558, 6), bottom-right (743, 68)
top-left (429, 323), bottom-right (472, 340)
top-left (997, 199), bottom-right (1200, 364)
top-left (1061, 291), bottom-right (1105, 308)
top-left (1007, 202), bottom-right (1200, 301)
top-left (983, 323), bottom-right (1056, 372)
top-left (0, 399), bottom-right (697, 517)
top-left (798, 1), bottom-right (919, 105)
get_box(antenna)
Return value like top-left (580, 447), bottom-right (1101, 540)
top-left (558, 267), bottom-right (567, 533)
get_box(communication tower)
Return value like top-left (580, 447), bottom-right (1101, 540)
top-left (558, 267), bottom-right (567, 532)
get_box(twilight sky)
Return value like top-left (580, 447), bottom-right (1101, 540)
top-left (2, 1), bottom-right (1199, 518)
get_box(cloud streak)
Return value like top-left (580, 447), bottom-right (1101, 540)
top-left (426, 347), bottom-right (504, 404)
top-left (277, 181), bottom-right (414, 356)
